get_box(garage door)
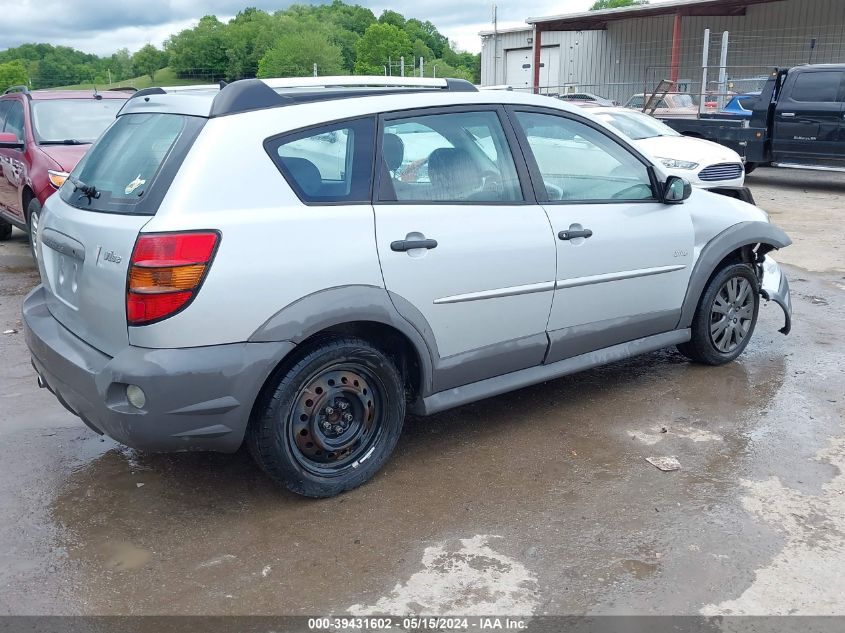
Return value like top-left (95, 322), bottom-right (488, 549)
top-left (505, 46), bottom-right (560, 93)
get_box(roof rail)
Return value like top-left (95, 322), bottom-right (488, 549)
top-left (258, 75), bottom-right (476, 91)
top-left (3, 85), bottom-right (30, 95)
top-left (207, 75), bottom-right (478, 117)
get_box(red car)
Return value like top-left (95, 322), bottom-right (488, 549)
top-left (0, 87), bottom-right (129, 258)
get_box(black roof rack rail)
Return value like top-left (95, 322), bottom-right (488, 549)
top-left (3, 85), bottom-right (30, 95)
top-left (208, 75), bottom-right (479, 117)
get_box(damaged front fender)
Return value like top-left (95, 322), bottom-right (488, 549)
top-left (760, 256), bottom-right (792, 335)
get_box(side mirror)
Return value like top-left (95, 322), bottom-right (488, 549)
top-left (0, 132), bottom-right (23, 150)
top-left (663, 175), bottom-right (692, 204)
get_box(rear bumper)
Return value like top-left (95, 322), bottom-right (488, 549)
top-left (23, 286), bottom-right (295, 452)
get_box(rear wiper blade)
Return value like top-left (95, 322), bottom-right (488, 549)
top-left (68, 175), bottom-right (100, 200)
top-left (40, 139), bottom-right (89, 145)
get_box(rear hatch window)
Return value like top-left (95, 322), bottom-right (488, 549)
top-left (60, 112), bottom-right (204, 215)
top-left (41, 112), bottom-right (204, 356)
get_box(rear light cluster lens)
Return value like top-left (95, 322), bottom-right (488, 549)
top-left (127, 232), bottom-right (219, 325)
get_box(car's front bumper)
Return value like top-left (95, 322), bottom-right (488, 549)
top-left (23, 286), bottom-right (295, 452)
top-left (761, 256), bottom-right (792, 335)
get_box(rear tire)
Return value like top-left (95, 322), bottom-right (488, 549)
top-left (744, 162), bottom-right (758, 175)
top-left (0, 220), bottom-right (11, 241)
top-left (677, 263), bottom-right (760, 365)
top-left (247, 337), bottom-right (405, 498)
top-left (26, 199), bottom-right (41, 262)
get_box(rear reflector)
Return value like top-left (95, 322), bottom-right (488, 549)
top-left (127, 231), bottom-right (219, 326)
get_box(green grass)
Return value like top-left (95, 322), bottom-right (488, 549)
top-left (54, 67), bottom-right (212, 91)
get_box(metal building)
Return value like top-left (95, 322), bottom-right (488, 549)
top-left (480, 0), bottom-right (845, 105)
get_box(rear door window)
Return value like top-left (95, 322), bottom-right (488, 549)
top-left (265, 117), bottom-right (375, 204)
top-left (60, 112), bottom-right (204, 214)
top-left (791, 71), bottom-right (844, 102)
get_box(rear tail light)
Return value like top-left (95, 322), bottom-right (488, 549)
top-left (127, 231), bottom-right (219, 325)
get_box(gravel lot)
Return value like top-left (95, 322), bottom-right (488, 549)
top-left (1, 167), bottom-right (843, 618)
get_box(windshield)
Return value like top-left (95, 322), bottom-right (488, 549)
top-left (595, 111), bottom-right (681, 140)
top-left (31, 99), bottom-right (124, 144)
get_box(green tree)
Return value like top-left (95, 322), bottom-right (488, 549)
top-left (258, 31), bottom-right (345, 77)
top-left (590, 0), bottom-right (648, 9)
top-left (0, 60), bottom-right (28, 92)
top-left (404, 18), bottom-right (447, 58)
top-left (109, 48), bottom-right (134, 82)
top-left (166, 15), bottom-right (228, 80)
top-left (377, 10), bottom-right (405, 29)
top-left (354, 23), bottom-right (412, 75)
top-left (132, 44), bottom-right (167, 82)
top-left (225, 7), bottom-right (275, 80)
top-left (412, 39), bottom-right (434, 66)
top-left (326, 0), bottom-right (376, 36)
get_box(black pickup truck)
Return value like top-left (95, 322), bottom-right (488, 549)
top-left (661, 64), bottom-right (845, 174)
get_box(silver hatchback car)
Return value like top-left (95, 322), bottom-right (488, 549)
top-left (23, 77), bottom-right (792, 497)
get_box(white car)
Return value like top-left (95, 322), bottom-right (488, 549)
top-left (24, 77), bottom-right (791, 498)
top-left (592, 107), bottom-right (745, 188)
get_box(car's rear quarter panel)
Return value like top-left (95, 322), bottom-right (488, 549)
top-left (128, 110), bottom-right (385, 349)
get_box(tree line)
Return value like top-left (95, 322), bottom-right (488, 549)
top-left (0, 1), bottom-right (480, 91)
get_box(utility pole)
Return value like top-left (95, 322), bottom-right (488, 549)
top-left (420, 57), bottom-right (425, 78)
top-left (313, 63), bottom-right (318, 77)
top-left (492, 4), bottom-right (498, 85)
top-left (107, 68), bottom-right (112, 85)
top-left (400, 56), bottom-right (405, 77)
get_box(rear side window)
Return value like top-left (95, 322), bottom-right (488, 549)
top-left (61, 113), bottom-right (204, 215)
top-left (791, 72), bottom-right (843, 102)
top-left (266, 117), bottom-right (375, 204)
top-left (4, 101), bottom-right (24, 141)
top-left (0, 101), bottom-right (10, 131)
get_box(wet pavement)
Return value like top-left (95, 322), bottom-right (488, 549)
top-left (1, 168), bottom-right (844, 617)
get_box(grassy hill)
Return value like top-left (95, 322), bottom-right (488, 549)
top-left (56, 67), bottom-right (212, 91)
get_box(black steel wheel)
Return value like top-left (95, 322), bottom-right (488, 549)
top-left (678, 263), bottom-right (760, 365)
top-left (248, 337), bottom-right (405, 498)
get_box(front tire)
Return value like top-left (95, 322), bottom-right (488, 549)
top-left (0, 220), bottom-right (11, 241)
top-left (677, 263), bottom-right (760, 365)
top-left (247, 337), bottom-right (405, 498)
top-left (26, 199), bottom-right (41, 262)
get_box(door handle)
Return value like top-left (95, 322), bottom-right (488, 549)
top-left (559, 229), bottom-right (593, 241)
top-left (391, 238), bottom-right (438, 252)
top-left (781, 112), bottom-right (796, 118)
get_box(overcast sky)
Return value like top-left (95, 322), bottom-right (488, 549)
top-left (0, 0), bottom-right (672, 57)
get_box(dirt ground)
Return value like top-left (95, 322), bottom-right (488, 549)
top-left (0, 167), bottom-right (844, 620)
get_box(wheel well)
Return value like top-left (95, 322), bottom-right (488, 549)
top-left (315, 321), bottom-right (423, 399)
top-left (706, 243), bottom-right (767, 290)
top-left (247, 320), bottom-right (424, 431)
top-left (21, 187), bottom-right (36, 219)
